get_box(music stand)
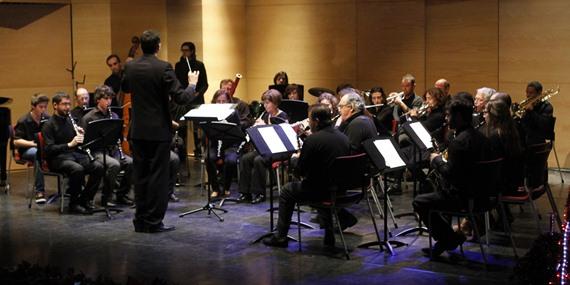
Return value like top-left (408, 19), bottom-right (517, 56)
top-left (394, 121), bottom-right (433, 237)
top-left (268, 84), bottom-right (286, 95)
top-left (180, 104), bottom-right (237, 222)
top-left (83, 118), bottom-right (124, 219)
top-left (359, 137), bottom-right (408, 255)
top-left (279, 100), bottom-right (308, 123)
top-left (248, 123), bottom-right (300, 244)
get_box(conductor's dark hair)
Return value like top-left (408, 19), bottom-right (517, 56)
top-left (309, 104), bottom-right (332, 131)
top-left (52, 92), bottom-right (70, 104)
top-left (94, 85), bottom-right (115, 101)
top-left (527, 81), bottom-right (543, 94)
top-left (140, 30), bottom-right (160, 54)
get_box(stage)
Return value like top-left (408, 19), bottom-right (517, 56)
top-left (0, 161), bottom-right (567, 284)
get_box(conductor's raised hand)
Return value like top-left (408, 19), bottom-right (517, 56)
top-left (188, 70), bottom-right (200, 85)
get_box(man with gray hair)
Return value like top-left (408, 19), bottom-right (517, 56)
top-left (393, 73), bottom-right (424, 122)
top-left (338, 92), bottom-right (377, 154)
top-left (473, 87), bottom-right (496, 127)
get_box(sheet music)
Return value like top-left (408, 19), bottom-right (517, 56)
top-left (183, 103), bottom-right (236, 121)
top-left (374, 139), bottom-right (406, 168)
top-left (279, 123), bottom-right (300, 150)
top-left (409, 122), bottom-right (433, 149)
top-left (258, 127), bottom-right (287, 154)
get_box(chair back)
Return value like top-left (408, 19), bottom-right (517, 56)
top-left (330, 153), bottom-right (368, 193)
top-left (544, 116), bottom-right (556, 141)
top-left (470, 157), bottom-right (504, 199)
top-left (525, 142), bottom-right (552, 188)
top-left (36, 132), bottom-right (51, 172)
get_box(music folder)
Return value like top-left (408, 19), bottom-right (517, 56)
top-left (363, 137), bottom-right (407, 173)
top-left (402, 121), bottom-right (434, 151)
top-left (246, 123), bottom-right (299, 159)
top-left (182, 103), bottom-right (237, 122)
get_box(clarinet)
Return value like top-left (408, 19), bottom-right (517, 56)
top-left (109, 108), bottom-right (126, 160)
top-left (68, 113), bottom-right (95, 162)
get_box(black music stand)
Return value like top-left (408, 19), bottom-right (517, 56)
top-left (83, 118), bottom-right (124, 219)
top-left (359, 137), bottom-right (408, 255)
top-left (279, 100), bottom-right (308, 123)
top-left (0, 107), bottom-right (10, 192)
top-left (394, 121), bottom-right (433, 237)
top-left (180, 104), bottom-right (237, 222)
top-left (248, 124), bottom-right (299, 244)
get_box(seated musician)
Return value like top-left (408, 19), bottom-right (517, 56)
top-left (284, 84), bottom-right (302, 101)
top-left (207, 89), bottom-right (244, 198)
top-left (473, 87), bottom-right (496, 128)
top-left (434, 78), bottom-right (451, 98)
top-left (262, 104), bottom-right (350, 248)
top-left (238, 89), bottom-right (289, 204)
top-left (413, 96), bottom-right (491, 257)
top-left (518, 81), bottom-right (554, 145)
top-left (367, 86), bottom-right (394, 136)
top-left (80, 85), bottom-right (134, 207)
top-left (392, 73), bottom-right (424, 122)
top-left (70, 88), bottom-right (90, 122)
top-left (317, 92), bottom-right (340, 126)
top-left (13, 94), bottom-right (50, 204)
top-left (41, 92), bottom-right (104, 214)
top-left (219, 79), bottom-right (252, 129)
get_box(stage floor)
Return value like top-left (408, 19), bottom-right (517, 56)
top-left (0, 161), bottom-right (568, 284)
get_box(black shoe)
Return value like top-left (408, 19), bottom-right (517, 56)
top-left (338, 209), bottom-right (358, 231)
top-left (101, 200), bottom-right (117, 207)
top-left (115, 196), bottom-right (134, 206)
top-left (238, 193), bottom-right (251, 202)
top-left (263, 235), bottom-right (288, 248)
top-left (84, 200), bottom-right (96, 211)
top-left (323, 230), bottom-right (335, 247)
top-left (422, 232), bottom-right (466, 257)
top-left (169, 193), bottom-right (180, 203)
top-left (147, 224), bottom-right (176, 233)
top-left (251, 194), bottom-right (266, 204)
top-left (69, 204), bottom-right (92, 215)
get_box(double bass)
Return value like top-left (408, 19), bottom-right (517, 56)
top-left (120, 36), bottom-right (140, 155)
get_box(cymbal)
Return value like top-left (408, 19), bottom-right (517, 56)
top-left (308, 87), bottom-right (334, 97)
top-left (0, 97), bottom-right (12, 105)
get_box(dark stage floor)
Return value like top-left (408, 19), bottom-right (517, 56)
top-left (0, 161), bottom-right (568, 284)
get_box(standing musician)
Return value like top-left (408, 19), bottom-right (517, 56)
top-left (80, 85), bottom-right (134, 207)
top-left (70, 88), bottom-right (90, 122)
top-left (13, 94), bottom-right (50, 204)
top-left (262, 104), bottom-right (350, 248)
top-left (173, 41), bottom-right (209, 160)
top-left (366, 86), bottom-right (394, 136)
top-left (413, 96), bottom-right (491, 257)
top-left (473, 87), bottom-right (496, 128)
top-left (393, 73), bottom-right (424, 122)
top-left (273, 71), bottom-right (288, 86)
top-left (206, 89), bottom-right (246, 198)
top-left (518, 81), bottom-right (554, 145)
top-left (41, 92), bottom-right (104, 215)
top-left (238, 89), bottom-right (289, 204)
top-left (104, 54), bottom-right (123, 107)
top-left (121, 30), bottom-right (200, 233)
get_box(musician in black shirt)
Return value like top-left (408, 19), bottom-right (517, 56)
top-left (41, 92), bottom-right (104, 214)
top-left (70, 88), bottom-right (90, 122)
top-left (104, 54), bottom-right (123, 106)
top-left (13, 94), bottom-right (50, 204)
top-left (367, 86), bottom-right (394, 136)
top-left (337, 92), bottom-right (377, 154)
top-left (393, 73), bottom-right (424, 122)
top-left (519, 81), bottom-right (554, 145)
top-left (263, 104), bottom-right (350, 248)
top-left (413, 96), bottom-right (491, 257)
top-left (80, 85), bottom-right (134, 207)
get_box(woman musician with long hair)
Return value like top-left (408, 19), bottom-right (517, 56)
top-left (366, 86), bottom-right (394, 137)
top-left (238, 89), bottom-right (289, 204)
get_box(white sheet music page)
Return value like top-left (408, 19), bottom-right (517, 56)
top-left (182, 103), bottom-right (235, 121)
top-left (409, 122), bottom-right (433, 149)
top-left (374, 139), bottom-right (406, 168)
top-left (258, 127), bottom-right (287, 154)
top-left (279, 123), bottom-right (300, 150)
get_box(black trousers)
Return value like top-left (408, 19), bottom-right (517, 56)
top-left (412, 191), bottom-right (466, 243)
top-left (131, 140), bottom-right (170, 227)
top-left (206, 146), bottom-right (238, 193)
top-left (49, 152), bottom-right (104, 206)
top-left (238, 151), bottom-right (269, 195)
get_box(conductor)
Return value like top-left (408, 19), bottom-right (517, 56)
top-left (122, 30), bottom-right (200, 233)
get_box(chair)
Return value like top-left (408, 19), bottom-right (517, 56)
top-left (428, 158), bottom-right (504, 266)
top-left (36, 132), bottom-right (66, 214)
top-left (545, 117), bottom-right (563, 183)
top-left (296, 153), bottom-right (381, 260)
top-left (6, 125), bottom-right (35, 199)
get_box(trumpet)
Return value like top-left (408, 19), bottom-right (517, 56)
top-left (512, 86), bottom-right (559, 119)
top-left (68, 113), bottom-right (95, 162)
top-left (386, 92), bottom-right (404, 105)
top-left (416, 103), bottom-right (430, 118)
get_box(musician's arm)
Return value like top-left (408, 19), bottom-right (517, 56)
top-left (41, 121), bottom-right (70, 157)
top-left (13, 123), bottom-right (36, 148)
top-left (165, 64), bottom-right (197, 105)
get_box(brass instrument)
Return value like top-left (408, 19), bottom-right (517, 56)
top-left (386, 92), bottom-right (404, 105)
top-left (68, 113), bottom-right (95, 161)
top-left (416, 103), bottom-right (430, 118)
top-left (513, 86), bottom-right (559, 119)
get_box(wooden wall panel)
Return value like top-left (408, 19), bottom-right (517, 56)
top-left (499, 0), bottom-right (570, 167)
top-left (426, 0), bottom-right (498, 95)
top-left (357, 0), bottom-right (426, 94)
top-left (245, 0), bottom-right (356, 104)
top-left (166, 0), bottom-right (203, 65)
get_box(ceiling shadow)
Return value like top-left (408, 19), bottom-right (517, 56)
top-left (0, 3), bottom-right (66, 30)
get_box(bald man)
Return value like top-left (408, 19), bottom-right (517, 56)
top-left (434, 78), bottom-right (451, 98)
top-left (70, 88), bottom-right (90, 121)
